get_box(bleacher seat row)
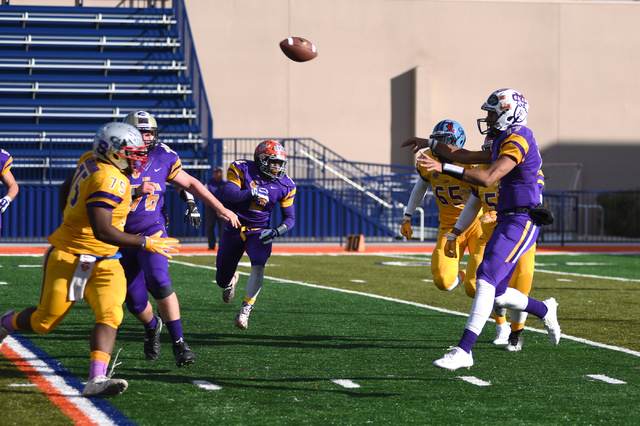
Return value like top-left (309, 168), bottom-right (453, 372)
top-left (0, 3), bottom-right (205, 183)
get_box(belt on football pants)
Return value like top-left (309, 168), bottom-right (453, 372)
top-left (240, 226), bottom-right (260, 241)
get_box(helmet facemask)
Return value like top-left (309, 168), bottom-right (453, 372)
top-left (429, 120), bottom-right (466, 163)
top-left (477, 89), bottom-right (528, 136)
top-left (124, 111), bottom-right (159, 152)
top-left (94, 122), bottom-right (148, 176)
top-left (254, 140), bottom-right (288, 179)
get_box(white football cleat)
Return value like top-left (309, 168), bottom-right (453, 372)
top-left (433, 346), bottom-right (473, 371)
top-left (492, 322), bottom-right (511, 345)
top-left (82, 375), bottom-right (128, 398)
top-left (541, 298), bottom-right (561, 346)
top-left (222, 272), bottom-right (239, 303)
top-left (235, 302), bottom-right (253, 331)
top-left (505, 330), bottom-right (524, 352)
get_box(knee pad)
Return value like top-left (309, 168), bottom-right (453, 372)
top-left (150, 284), bottom-right (175, 300)
top-left (125, 298), bottom-right (148, 315)
top-left (95, 304), bottom-right (124, 329)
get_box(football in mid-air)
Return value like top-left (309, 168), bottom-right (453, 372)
top-left (279, 37), bottom-right (317, 62)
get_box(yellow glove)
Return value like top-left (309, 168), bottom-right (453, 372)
top-left (400, 214), bottom-right (413, 239)
top-left (444, 232), bottom-right (458, 259)
top-left (479, 211), bottom-right (497, 224)
top-left (142, 231), bottom-right (181, 259)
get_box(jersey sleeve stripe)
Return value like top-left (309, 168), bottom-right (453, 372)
top-left (87, 191), bottom-right (124, 204)
top-left (86, 200), bottom-right (116, 210)
top-left (228, 163), bottom-right (244, 187)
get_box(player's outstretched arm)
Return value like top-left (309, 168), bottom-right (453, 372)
top-left (170, 170), bottom-right (240, 228)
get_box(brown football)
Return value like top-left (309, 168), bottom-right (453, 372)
top-left (279, 37), bottom-right (317, 62)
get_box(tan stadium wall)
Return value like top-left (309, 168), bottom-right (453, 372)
top-left (181, 0), bottom-right (640, 191)
top-left (9, 0), bottom-right (636, 190)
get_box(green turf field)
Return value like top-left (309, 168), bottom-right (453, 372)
top-left (1, 252), bottom-right (639, 425)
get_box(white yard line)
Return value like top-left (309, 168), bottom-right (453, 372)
top-left (170, 258), bottom-right (640, 358)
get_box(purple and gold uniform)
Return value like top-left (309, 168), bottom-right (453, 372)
top-left (0, 149), bottom-right (13, 232)
top-left (418, 150), bottom-right (482, 290)
top-left (476, 125), bottom-right (543, 297)
top-left (36, 151), bottom-right (131, 334)
top-left (119, 143), bottom-right (181, 314)
top-left (464, 165), bottom-right (545, 300)
top-left (215, 159), bottom-right (295, 287)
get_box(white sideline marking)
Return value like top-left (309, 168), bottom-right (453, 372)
top-left (586, 374), bottom-right (626, 384)
top-left (9, 383), bottom-right (37, 387)
top-left (331, 379), bottom-right (360, 389)
top-left (169, 259), bottom-right (640, 358)
top-left (535, 268), bottom-right (640, 283)
top-left (0, 281), bottom-right (7, 285)
top-left (15, 265), bottom-right (41, 267)
top-left (192, 380), bottom-right (222, 391)
top-left (5, 336), bottom-right (118, 426)
top-left (457, 376), bottom-right (491, 387)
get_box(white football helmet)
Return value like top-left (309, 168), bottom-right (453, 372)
top-left (93, 122), bottom-right (147, 174)
top-left (124, 110), bottom-right (158, 150)
top-left (477, 88), bottom-right (528, 135)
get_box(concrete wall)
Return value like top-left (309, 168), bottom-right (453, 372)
top-left (17, 0), bottom-right (633, 190)
top-left (181, 0), bottom-right (640, 191)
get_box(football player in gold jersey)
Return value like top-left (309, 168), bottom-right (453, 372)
top-left (401, 120), bottom-right (482, 292)
top-left (0, 122), bottom-right (180, 398)
top-left (443, 137), bottom-right (545, 351)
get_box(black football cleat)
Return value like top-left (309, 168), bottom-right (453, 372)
top-left (143, 315), bottom-right (163, 360)
top-left (172, 339), bottom-right (196, 367)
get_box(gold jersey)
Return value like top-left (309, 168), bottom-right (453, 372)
top-left (416, 149), bottom-right (476, 228)
top-left (48, 152), bottom-right (132, 258)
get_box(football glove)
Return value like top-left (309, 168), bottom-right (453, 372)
top-left (259, 224), bottom-right (288, 245)
top-left (479, 211), bottom-right (497, 224)
top-left (400, 214), bottom-right (412, 239)
top-left (142, 231), bottom-right (181, 259)
top-left (183, 200), bottom-right (201, 229)
top-left (444, 232), bottom-right (457, 259)
top-left (0, 196), bottom-right (10, 213)
top-left (251, 186), bottom-right (270, 206)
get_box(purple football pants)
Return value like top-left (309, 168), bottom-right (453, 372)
top-left (216, 223), bottom-right (272, 289)
top-left (476, 213), bottom-right (539, 296)
top-left (120, 223), bottom-right (172, 315)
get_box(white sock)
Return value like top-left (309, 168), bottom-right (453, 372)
top-left (494, 287), bottom-right (529, 311)
top-left (245, 265), bottom-right (265, 301)
top-left (465, 279), bottom-right (496, 335)
top-left (510, 309), bottom-right (528, 324)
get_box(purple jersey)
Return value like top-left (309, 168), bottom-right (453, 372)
top-left (125, 143), bottom-right (182, 234)
top-left (0, 149), bottom-right (13, 231)
top-left (492, 125), bottom-right (542, 214)
top-left (205, 177), bottom-right (225, 199)
top-left (225, 160), bottom-right (296, 228)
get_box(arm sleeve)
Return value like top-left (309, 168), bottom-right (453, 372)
top-left (218, 181), bottom-right (252, 203)
top-left (179, 189), bottom-right (195, 203)
top-left (404, 178), bottom-right (430, 216)
top-left (453, 194), bottom-right (482, 232)
top-left (278, 203), bottom-right (295, 232)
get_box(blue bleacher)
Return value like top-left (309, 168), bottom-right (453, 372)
top-left (0, 2), bottom-right (206, 184)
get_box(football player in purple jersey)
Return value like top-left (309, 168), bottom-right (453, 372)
top-left (0, 148), bottom-right (19, 237)
top-left (216, 140), bottom-right (296, 330)
top-left (120, 111), bottom-right (240, 367)
top-left (403, 89), bottom-right (561, 370)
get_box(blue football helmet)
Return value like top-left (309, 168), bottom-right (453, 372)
top-left (430, 119), bottom-right (466, 161)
